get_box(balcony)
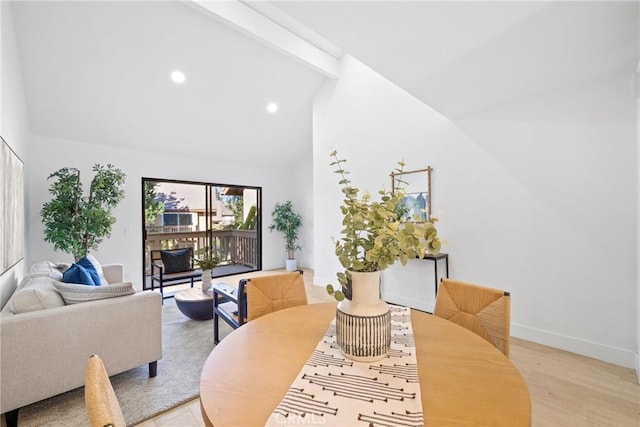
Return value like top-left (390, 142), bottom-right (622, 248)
top-left (144, 227), bottom-right (258, 289)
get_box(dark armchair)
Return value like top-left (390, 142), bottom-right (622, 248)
top-left (150, 247), bottom-right (202, 301)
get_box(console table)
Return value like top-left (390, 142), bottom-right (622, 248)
top-left (423, 252), bottom-right (449, 295)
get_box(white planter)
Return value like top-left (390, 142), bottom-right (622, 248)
top-left (202, 269), bottom-right (212, 294)
top-left (285, 259), bottom-right (297, 271)
top-left (336, 270), bottom-right (391, 362)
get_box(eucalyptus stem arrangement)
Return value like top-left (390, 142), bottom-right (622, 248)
top-left (195, 252), bottom-right (221, 271)
top-left (326, 150), bottom-right (441, 301)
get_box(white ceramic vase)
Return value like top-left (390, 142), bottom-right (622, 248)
top-left (202, 269), bottom-right (212, 294)
top-left (336, 270), bottom-right (391, 362)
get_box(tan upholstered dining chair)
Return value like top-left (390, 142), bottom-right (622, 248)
top-left (213, 270), bottom-right (308, 343)
top-left (85, 354), bottom-right (125, 427)
top-left (434, 278), bottom-right (511, 357)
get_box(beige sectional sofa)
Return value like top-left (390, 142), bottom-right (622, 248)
top-left (0, 261), bottom-right (162, 425)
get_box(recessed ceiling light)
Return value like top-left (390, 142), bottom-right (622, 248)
top-left (171, 70), bottom-right (186, 84)
top-left (267, 103), bottom-right (278, 114)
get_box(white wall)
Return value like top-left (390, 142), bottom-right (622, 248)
top-left (634, 0), bottom-right (640, 382)
top-left (27, 135), bottom-right (308, 289)
top-left (636, 19), bottom-right (640, 379)
top-left (287, 149), bottom-right (314, 270)
top-left (0, 2), bottom-right (30, 309)
top-left (313, 55), bottom-right (638, 368)
top-left (636, 71), bottom-right (639, 378)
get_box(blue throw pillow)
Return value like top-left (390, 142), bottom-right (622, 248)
top-left (76, 256), bottom-right (101, 286)
top-left (62, 263), bottom-right (98, 286)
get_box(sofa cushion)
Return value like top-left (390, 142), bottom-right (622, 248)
top-left (62, 263), bottom-right (98, 286)
top-left (8, 274), bottom-right (65, 314)
top-left (53, 281), bottom-right (135, 304)
top-left (16, 272), bottom-right (38, 290)
top-left (27, 261), bottom-right (63, 282)
top-left (161, 249), bottom-right (191, 273)
top-left (75, 257), bottom-right (101, 285)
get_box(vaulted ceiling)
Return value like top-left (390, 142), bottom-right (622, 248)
top-left (273, 1), bottom-right (639, 120)
top-left (11, 1), bottom-right (327, 166)
top-left (10, 1), bottom-right (639, 166)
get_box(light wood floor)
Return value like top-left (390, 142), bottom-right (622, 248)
top-left (136, 268), bottom-right (640, 427)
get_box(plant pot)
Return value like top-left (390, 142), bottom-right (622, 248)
top-left (202, 269), bottom-right (212, 294)
top-left (336, 270), bottom-right (391, 362)
top-left (285, 259), bottom-right (297, 271)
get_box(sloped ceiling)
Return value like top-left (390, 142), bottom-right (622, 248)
top-left (10, 1), bottom-right (640, 166)
top-left (11, 1), bottom-right (327, 166)
top-left (272, 0), bottom-right (639, 120)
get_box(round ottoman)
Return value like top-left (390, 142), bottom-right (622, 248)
top-left (175, 288), bottom-right (215, 320)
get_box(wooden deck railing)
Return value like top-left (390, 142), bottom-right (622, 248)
top-left (144, 229), bottom-right (258, 275)
top-left (146, 225), bottom-right (194, 234)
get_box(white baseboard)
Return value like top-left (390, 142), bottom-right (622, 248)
top-left (382, 293), bottom-right (434, 313)
top-left (511, 323), bottom-right (636, 369)
top-left (315, 283), bottom-right (436, 312)
top-left (316, 279), bottom-right (637, 371)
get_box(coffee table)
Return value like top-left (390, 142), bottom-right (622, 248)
top-left (175, 284), bottom-right (233, 320)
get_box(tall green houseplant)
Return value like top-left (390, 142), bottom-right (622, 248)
top-left (41, 164), bottom-right (126, 261)
top-left (144, 181), bottom-right (164, 226)
top-left (269, 200), bottom-right (302, 270)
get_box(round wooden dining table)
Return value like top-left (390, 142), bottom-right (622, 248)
top-left (200, 302), bottom-right (531, 426)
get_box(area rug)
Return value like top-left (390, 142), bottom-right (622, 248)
top-left (17, 298), bottom-right (232, 426)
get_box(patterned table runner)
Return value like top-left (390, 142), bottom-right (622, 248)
top-left (265, 305), bottom-right (424, 426)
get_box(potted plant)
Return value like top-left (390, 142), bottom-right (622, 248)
top-left (325, 150), bottom-right (441, 361)
top-left (269, 200), bottom-right (302, 271)
top-left (41, 164), bottom-right (126, 261)
top-left (196, 252), bottom-right (221, 293)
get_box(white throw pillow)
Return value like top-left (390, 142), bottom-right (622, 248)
top-left (53, 281), bottom-right (134, 304)
top-left (8, 275), bottom-right (65, 314)
top-left (86, 254), bottom-right (109, 285)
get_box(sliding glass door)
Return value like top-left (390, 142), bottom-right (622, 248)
top-left (142, 178), bottom-right (261, 290)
